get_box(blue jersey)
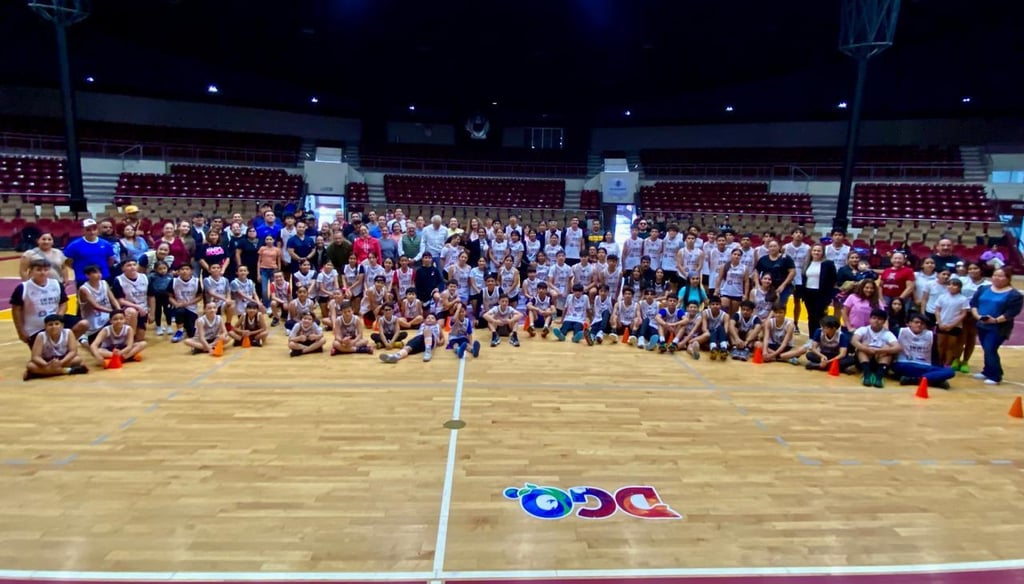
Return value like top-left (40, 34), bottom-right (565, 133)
top-left (64, 237), bottom-right (115, 281)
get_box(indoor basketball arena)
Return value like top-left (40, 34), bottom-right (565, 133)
top-left (1, 1), bottom-right (1023, 583)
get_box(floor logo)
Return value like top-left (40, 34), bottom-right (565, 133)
top-left (503, 483), bottom-right (682, 520)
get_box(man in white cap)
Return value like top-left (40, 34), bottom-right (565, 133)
top-left (63, 219), bottom-right (117, 288)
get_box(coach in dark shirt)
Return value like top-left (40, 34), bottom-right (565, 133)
top-left (930, 237), bottom-right (962, 273)
top-left (414, 252), bottom-right (445, 305)
top-left (755, 239), bottom-right (796, 299)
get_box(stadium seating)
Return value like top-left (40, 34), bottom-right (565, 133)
top-left (641, 146), bottom-right (963, 179)
top-left (384, 175), bottom-right (565, 209)
top-left (639, 181), bottom-right (814, 223)
top-left (346, 182), bottom-right (369, 204)
top-left (851, 183), bottom-right (994, 226)
top-left (580, 189), bottom-right (600, 210)
top-left (0, 155), bottom-right (69, 203)
top-left (361, 144), bottom-right (587, 177)
top-left (115, 164), bottom-right (302, 204)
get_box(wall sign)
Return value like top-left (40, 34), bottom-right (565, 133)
top-left (503, 483), bottom-right (682, 520)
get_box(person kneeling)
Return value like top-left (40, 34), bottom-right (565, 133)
top-left (891, 313), bottom-right (956, 390)
top-left (850, 309), bottom-right (902, 387)
top-left (24, 314), bottom-right (89, 381)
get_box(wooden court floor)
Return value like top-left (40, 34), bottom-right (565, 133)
top-left (1, 317), bottom-right (1023, 579)
top-left (2, 263), bottom-right (1024, 580)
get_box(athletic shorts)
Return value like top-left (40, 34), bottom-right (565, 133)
top-left (406, 335), bottom-right (426, 355)
top-left (723, 294), bottom-right (743, 302)
top-left (25, 315), bottom-right (81, 347)
top-left (792, 285), bottom-right (806, 300)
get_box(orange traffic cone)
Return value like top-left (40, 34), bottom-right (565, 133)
top-left (211, 339), bottom-right (224, 357)
top-left (751, 345), bottom-right (764, 364)
top-left (1009, 396), bottom-right (1023, 419)
top-left (444, 317), bottom-right (451, 332)
top-left (828, 359), bottom-right (841, 377)
top-left (622, 327), bottom-right (630, 348)
top-left (105, 350), bottom-right (123, 370)
top-left (241, 335), bottom-right (252, 348)
top-left (915, 377), bottom-right (929, 399)
top-left (373, 318), bottom-right (380, 332)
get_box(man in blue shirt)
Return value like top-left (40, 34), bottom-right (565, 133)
top-left (255, 210), bottom-right (282, 243)
top-left (64, 219), bottom-right (116, 287)
top-left (285, 220), bottom-right (316, 273)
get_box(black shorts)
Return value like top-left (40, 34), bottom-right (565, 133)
top-left (134, 316), bottom-right (147, 332)
top-left (470, 292), bottom-right (483, 305)
top-left (792, 285), bottom-right (807, 300)
top-left (317, 296), bottom-right (331, 304)
top-left (723, 294), bottom-right (743, 302)
top-left (29, 315), bottom-right (83, 346)
top-left (565, 258), bottom-right (580, 266)
top-left (406, 335), bottom-right (426, 355)
top-left (663, 269), bottom-right (680, 286)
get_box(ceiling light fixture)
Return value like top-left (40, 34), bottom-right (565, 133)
top-left (310, 96), bottom-right (319, 104)
top-left (725, 105), bottom-right (734, 112)
top-left (207, 84), bottom-right (219, 94)
top-left (837, 101), bottom-right (848, 109)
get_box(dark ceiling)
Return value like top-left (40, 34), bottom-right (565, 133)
top-left (1, 0), bottom-right (1022, 126)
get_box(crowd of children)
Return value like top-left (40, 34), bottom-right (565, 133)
top-left (10, 209), bottom-right (1018, 389)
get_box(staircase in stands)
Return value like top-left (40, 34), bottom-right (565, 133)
top-left (959, 145), bottom-right (989, 181)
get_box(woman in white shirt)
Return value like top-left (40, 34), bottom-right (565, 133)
top-left (802, 243), bottom-right (837, 338)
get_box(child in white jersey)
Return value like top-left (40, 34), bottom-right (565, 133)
top-left (231, 265), bottom-right (260, 325)
top-left (291, 260), bottom-right (316, 302)
top-left (185, 302), bottom-right (229, 355)
top-left (371, 304), bottom-right (408, 350)
top-left (230, 301), bottom-right (268, 347)
top-left (379, 313), bottom-right (444, 363)
top-left (526, 282), bottom-right (556, 338)
top-left (653, 295), bottom-right (685, 352)
top-left (286, 285), bottom-right (318, 331)
top-left (289, 311), bottom-right (326, 357)
top-left (484, 294), bottom-right (523, 347)
top-left (360, 275), bottom-right (390, 327)
top-left (79, 264), bottom-right (120, 344)
top-left (203, 263), bottom-right (233, 328)
top-left (892, 313), bottom-right (955, 389)
top-left (933, 278), bottom-right (970, 367)
top-left (398, 287), bottom-right (425, 330)
top-left (331, 300), bottom-right (373, 356)
top-left (727, 300), bottom-right (762, 361)
top-left (319, 260), bottom-right (343, 317)
top-left (553, 283), bottom-right (590, 343)
top-left (610, 287), bottom-right (640, 345)
top-left (669, 300), bottom-right (702, 356)
top-left (170, 264), bottom-right (201, 342)
top-left (762, 302), bottom-right (802, 364)
top-left (447, 302), bottom-right (481, 359)
top-left (693, 295), bottom-right (729, 360)
top-left (268, 270), bottom-right (291, 328)
top-left (587, 284), bottom-right (615, 345)
top-left (635, 288), bottom-right (662, 349)
top-left (850, 308), bottom-right (902, 387)
top-left (24, 314), bottom-right (89, 381)
top-left (89, 309), bottom-right (145, 366)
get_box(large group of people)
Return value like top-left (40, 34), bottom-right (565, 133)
top-left (9, 203), bottom-right (1022, 388)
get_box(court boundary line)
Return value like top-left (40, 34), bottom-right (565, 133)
top-left (431, 355), bottom-right (467, 578)
top-left (1, 558), bottom-right (1024, 581)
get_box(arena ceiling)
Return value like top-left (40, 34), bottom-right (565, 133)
top-left (1, 0), bottom-right (1022, 126)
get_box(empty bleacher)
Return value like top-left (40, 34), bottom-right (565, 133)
top-left (639, 181), bottom-right (814, 223)
top-left (362, 144), bottom-right (587, 177)
top-left (115, 164), bottom-right (302, 204)
top-left (384, 175), bottom-right (565, 209)
top-left (0, 155), bottom-right (69, 203)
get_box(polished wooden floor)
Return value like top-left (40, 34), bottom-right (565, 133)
top-left (1, 265), bottom-right (1023, 575)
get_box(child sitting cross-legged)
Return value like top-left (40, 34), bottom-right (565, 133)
top-left (229, 301), bottom-right (269, 347)
top-left (288, 311), bottom-right (326, 357)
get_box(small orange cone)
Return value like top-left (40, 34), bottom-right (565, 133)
top-left (916, 377), bottom-right (929, 399)
top-left (444, 317), bottom-right (451, 332)
top-left (373, 319), bottom-right (380, 332)
top-left (828, 359), bottom-right (841, 377)
top-left (622, 327), bottom-right (630, 348)
top-left (211, 339), bottom-right (224, 357)
top-left (751, 345), bottom-right (764, 364)
top-left (105, 350), bottom-right (123, 370)
top-left (1009, 396), bottom-right (1023, 419)
top-left (241, 335), bottom-right (252, 348)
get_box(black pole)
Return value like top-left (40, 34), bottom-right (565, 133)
top-left (53, 21), bottom-right (86, 213)
top-left (833, 56), bottom-right (869, 233)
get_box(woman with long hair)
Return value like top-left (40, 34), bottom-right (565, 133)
top-left (801, 243), bottom-right (837, 337)
top-left (969, 267), bottom-right (1023, 384)
top-left (20, 232), bottom-right (68, 284)
top-left (119, 224), bottom-right (149, 264)
top-left (953, 262), bottom-right (989, 372)
top-left (842, 279), bottom-right (882, 333)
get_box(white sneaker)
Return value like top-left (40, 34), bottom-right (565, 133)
top-left (984, 379), bottom-right (1000, 385)
top-left (156, 326), bottom-right (164, 336)
top-left (637, 337), bottom-right (645, 349)
top-left (608, 333), bottom-right (619, 344)
top-left (972, 373), bottom-right (988, 380)
top-left (423, 349), bottom-right (433, 362)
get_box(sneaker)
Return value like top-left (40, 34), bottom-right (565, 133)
top-left (959, 363), bottom-right (971, 374)
top-left (68, 365), bottom-right (89, 375)
top-left (526, 325), bottom-right (536, 338)
top-left (899, 376), bottom-right (917, 386)
top-left (423, 349), bottom-right (433, 362)
top-left (251, 339), bottom-right (262, 348)
top-left (585, 332), bottom-right (594, 346)
top-left (471, 340), bottom-right (481, 357)
top-left (861, 372), bottom-right (873, 387)
top-left (553, 328), bottom-right (566, 341)
top-left (787, 357), bottom-right (800, 366)
top-left (572, 331), bottom-right (584, 343)
top-left (491, 335), bottom-right (501, 347)
top-left (794, 326), bottom-right (802, 335)
top-left (510, 332), bottom-right (520, 347)
top-left (933, 380), bottom-right (951, 390)
top-left (658, 343), bottom-right (668, 353)
top-left (171, 330), bottom-right (185, 343)
top-left (710, 348), bottom-right (719, 361)
top-left (393, 341), bottom-right (404, 349)
top-left (646, 337), bottom-right (659, 351)
top-left (271, 317), bottom-right (280, 327)
top-left (379, 353), bottom-right (399, 364)
top-left (330, 347), bottom-right (339, 356)
top-left (690, 345), bottom-right (700, 360)
top-left (191, 348), bottom-right (202, 355)
top-left (972, 373), bottom-right (987, 380)
top-left (951, 358), bottom-right (961, 370)
top-left (374, 340), bottom-right (384, 349)
top-left (984, 379), bottom-right (1000, 385)
top-left (637, 336), bottom-right (646, 348)
top-left (289, 349), bottom-right (302, 357)
top-left (595, 333), bottom-right (604, 344)
top-left (455, 343), bottom-right (466, 359)
top-left (627, 335), bottom-right (637, 346)
top-left (739, 349), bottom-right (750, 361)
top-left (233, 339), bottom-right (243, 347)
top-left (872, 375), bottom-right (885, 388)
top-left (78, 334), bottom-right (89, 345)
top-left (356, 345), bottom-right (373, 354)
top-left (155, 326), bottom-right (164, 336)
top-left (541, 327), bottom-right (550, 338)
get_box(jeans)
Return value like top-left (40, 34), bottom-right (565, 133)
top-left (259, 268), bottom-right (275, 307)
top-left (708, 325), bottom-right (727, 346)
top-left (636, 318), bottom-right (658, 340)
top-left (594, 309), bottom-right (612, 334)
top-left (891, 361), bottom-right (956, 385)
top-left (560, 321), bottom-right (585, 335)
top-left (977, 325), bottom-right (1006, 382)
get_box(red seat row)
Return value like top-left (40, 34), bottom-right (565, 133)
top-left (115, 165), bottom-right (302, 204)
top-left (851, 182), bottom-right (995, 225)
top-left (384, 175), bottom-right (566, 209)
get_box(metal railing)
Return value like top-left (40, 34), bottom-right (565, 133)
top-left (360, 155), bottom-right (588, 178)
top-left (0, 131), bottom-right (299, 167)
top-left (643, 162), bottom-right (966, 181)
